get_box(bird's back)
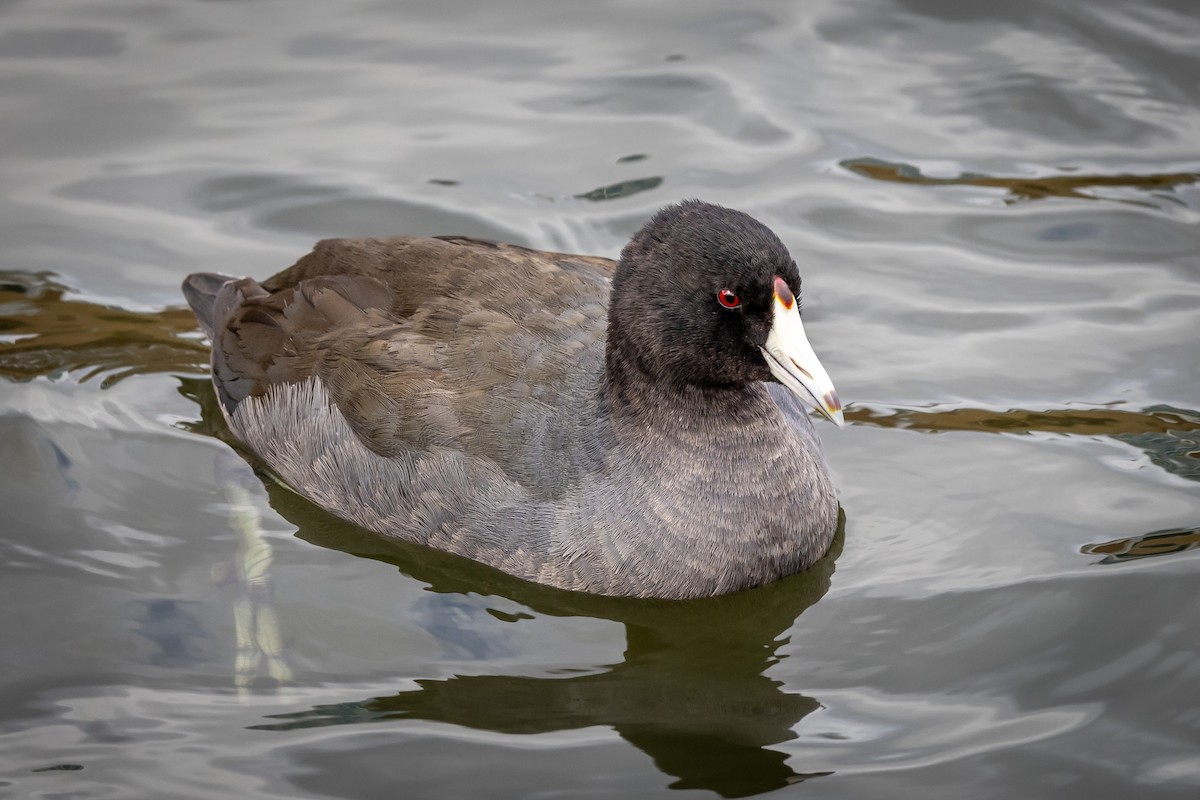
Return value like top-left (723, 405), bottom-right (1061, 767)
top-left (186, 236), bottom-right (617, 501)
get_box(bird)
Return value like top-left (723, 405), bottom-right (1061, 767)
top-left (183, 200), bottom-right (843, 599)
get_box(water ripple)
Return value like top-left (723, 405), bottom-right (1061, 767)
top-left (841, 157), bottom-right (1200, 208)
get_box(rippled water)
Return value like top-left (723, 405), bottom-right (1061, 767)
top-left (2, 1), bottom-right (1198, 797)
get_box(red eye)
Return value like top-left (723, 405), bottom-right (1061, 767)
top-left (717, 289), bottom-right (740, 309)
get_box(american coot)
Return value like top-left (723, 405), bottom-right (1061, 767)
top-left (183, 200), bottom-right (843, 599)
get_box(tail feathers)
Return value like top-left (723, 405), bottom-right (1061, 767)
top-left (182, 272), bottom-right (235, 338)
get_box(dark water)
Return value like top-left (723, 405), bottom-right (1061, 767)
top-left (2, 1), bottom-right (1198, 797)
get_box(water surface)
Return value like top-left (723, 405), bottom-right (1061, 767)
top-left (2, 1), bottom-right (1198, 798)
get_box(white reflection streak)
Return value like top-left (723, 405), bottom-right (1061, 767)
top-left (782, 688), bottom-right (1099, 775)
top-left (223, 484), bottom-right (293, 701)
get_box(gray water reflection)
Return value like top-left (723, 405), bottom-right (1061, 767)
top-left (815, 0), bottom-right (1200, 155)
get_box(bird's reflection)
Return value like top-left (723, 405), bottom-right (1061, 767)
top-left (268, 491), bottom-right (841, 797)
top-left (182, 377), bottom-right (841, 797)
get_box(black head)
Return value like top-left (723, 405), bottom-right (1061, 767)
top-left (608, 200), bottom-right (801, 387)
top-left (606, 200), bottom-right (843, 424)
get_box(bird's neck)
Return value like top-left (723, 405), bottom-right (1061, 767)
top-left (600, 340), bottom-right (775, 433)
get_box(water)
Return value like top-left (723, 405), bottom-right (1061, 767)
top-left (2, 0), bottom-right (1198, 797)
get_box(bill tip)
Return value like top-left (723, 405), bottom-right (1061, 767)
top-left (823, 391), bottom-right (845, 428)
